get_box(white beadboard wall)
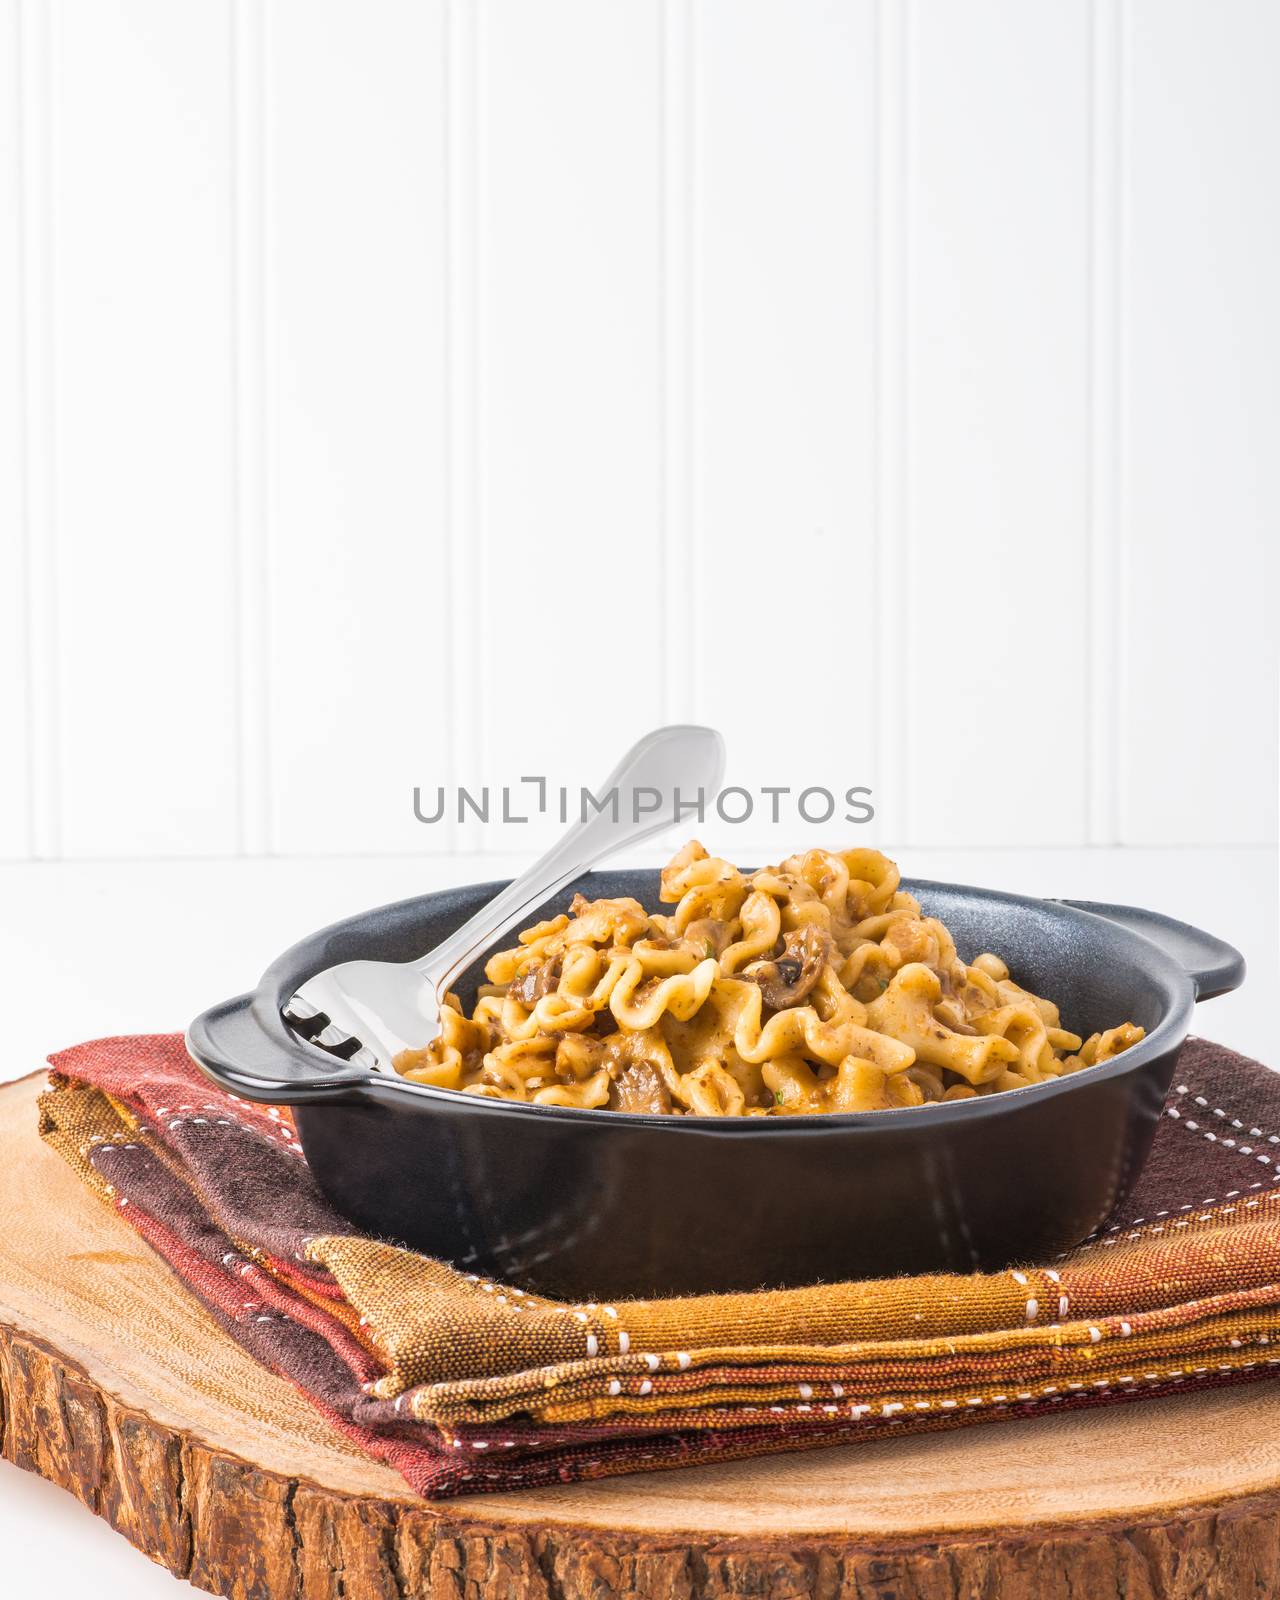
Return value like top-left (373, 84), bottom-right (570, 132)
top-left (1, 0), bottom-right (1277, 863)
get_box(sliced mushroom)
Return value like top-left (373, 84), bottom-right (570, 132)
top-left (607, 1057), bottom-right (673, 1114)
top-left (742, 925), bottom-right (831, 1009)
top-left (508, 957), bottom-right (561, 1009)
top-left (932, 998), bottom-right (979, 1036)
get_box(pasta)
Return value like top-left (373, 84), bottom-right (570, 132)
top-left (393, 842), bottom-right (1145, 1115)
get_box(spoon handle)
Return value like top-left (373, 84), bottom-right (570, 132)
top-left (414, 724), bottom-right (725, 997)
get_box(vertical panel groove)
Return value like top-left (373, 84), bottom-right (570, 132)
top-left (1114, 0), bottom-right (1132, 845)
top-left (0, 0), bottom-right (26, 858)
top-left (17, 0), bottom-right (59, 859)
top-left (659, 0), bottom-right (695, 722)
top-left (445, 0), bottom-right (479, 850)
top-left (1087, 0), bottom-right (1122, 845)
top-left (231, 0), bottom-right (270, 855)
top-left (686, 0), bottom-right (702, 723)
top-left (1120, 0), bottom-right (1276, 845)
top-left (265, 0), bottom-right (448, 855)
top-left (873, 0), bottom-right (908, 845)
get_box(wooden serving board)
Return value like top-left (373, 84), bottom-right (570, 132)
top-left (3, 1072), bottom-right (1280, 1600)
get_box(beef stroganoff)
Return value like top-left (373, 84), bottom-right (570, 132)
top-left (393, 843), bottom-right (1145, 1115)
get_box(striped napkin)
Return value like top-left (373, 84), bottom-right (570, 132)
top-left (39, 1033), bottom-right (1280, 1498)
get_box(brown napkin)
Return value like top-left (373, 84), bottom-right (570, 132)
top-left (39, 1033), bottom-right (1280, 1497)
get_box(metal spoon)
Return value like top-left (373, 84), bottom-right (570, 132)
top-left (283, 724), bottom-right (726, 1072)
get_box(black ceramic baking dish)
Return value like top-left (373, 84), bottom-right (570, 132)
top-left (187, 873), bottom-right (1245, 1300)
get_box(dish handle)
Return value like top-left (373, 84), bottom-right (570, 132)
top-left (186, 991), bottom-right (369, 1104)
top-left (1054, 900), bottom-right (1246, 1002)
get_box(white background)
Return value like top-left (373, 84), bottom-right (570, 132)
top-left (1, 1), bottom-right (1278, 1594)
top-left (0, 0), bottom-right (1277, 865)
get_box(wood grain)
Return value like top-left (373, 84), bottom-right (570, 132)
top-left (4, 1070), bottom-right (1280, 1598)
